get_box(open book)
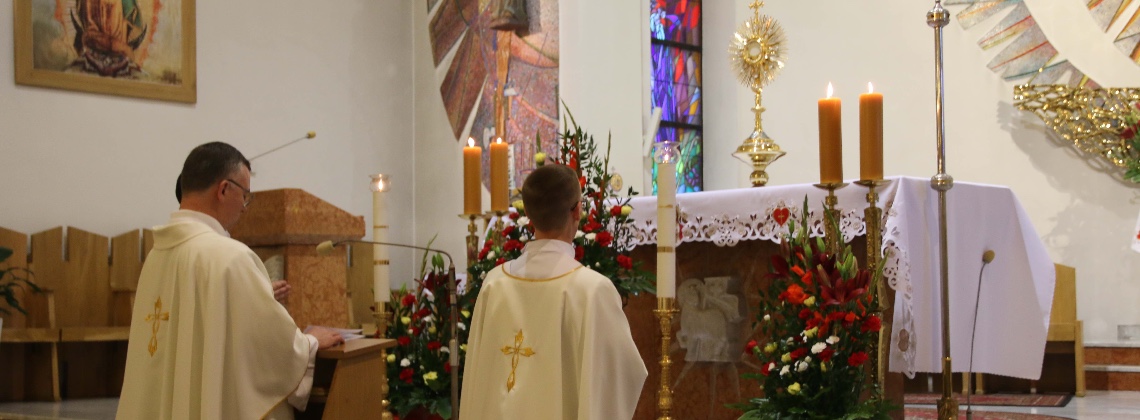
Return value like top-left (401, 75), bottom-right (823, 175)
top-left (304, 326), bottom-right (365, 341)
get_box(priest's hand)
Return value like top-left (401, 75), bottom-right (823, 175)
top-left (272, 280), bottom-right (291, 303)
top-left (309, 327), bottom-right (344, 350)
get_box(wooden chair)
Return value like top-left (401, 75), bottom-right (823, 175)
top-left (0, 226), bottom-right (149, 401)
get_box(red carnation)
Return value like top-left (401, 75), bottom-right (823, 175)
top-left (401, 294), bottom-right (416, 307)
top-left (617, 255), bottom-right (633, 269)
top-left (844, 312), bottom-right (858, 325)
top-left (509, 212), bottom-right (520, 220)
top-left (399, 368), bottom-right (415, 384)
top-left (502, 226), bottom-right (516, 237)
top-left (411, 327), bottom-right (422, 336)
top-left (427, 341), bottom-right (442, 351)
top-left (760, 362), bottom-right (772, 376)
top-left (848, 351), bottom-right (869, 367)
top-left (820, 348), bottom-right (835, 362)
top-left (790, 348), bottom-right (808, 360)
top-left (611, 206), bottom-right (623, 216)
top-left (416, 308), bottom-right (432, 318)
top-left (745, 340), bottom-right (759, 353)
top-left (596, 231), bottom-right (613, 247)
top-left (444, 363), bottom-right (451, 373)
top-left (495, 257), bottom-right (506, 266)
top-left (397, 336), bottom-right (411, 346)
top-left (783, 284), bottom-right (808, 305)
top-left (862, 315), bottom-right (882, 333)
top-left (504, 239), bottom-right (524, 253)
top-left (799, 308), bottom-right (813, 320)
top-left (575, 246), bottom-right (584, 261)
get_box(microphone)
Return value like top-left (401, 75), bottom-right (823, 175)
top-left (316, 239), bottom-right (461, 418)
top-left (966, 249), bottom-right (996, 420)
top-left (249, 131), bottom-right (318, 162)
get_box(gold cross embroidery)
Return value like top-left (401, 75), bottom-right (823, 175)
top-left (145, 297), bottom-right (170, 357)
top-left (500, 329), bottom-right (535, 392)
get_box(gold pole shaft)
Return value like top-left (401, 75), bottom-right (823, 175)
top-left (825, 188), bottom-right (841, 255)
top-left (374, 306), bottom-right (393, 420)
top-left (862, 182), bottom-right (886, 391)
top-left (928, 2), bottom-right (957, 419)
top-left (655, 298), bottom-right (678, 420)
top-left (462, 214), bottom-right (479, 267)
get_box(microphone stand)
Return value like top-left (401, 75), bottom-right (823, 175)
top-left (319, 240), bottom-right (461, 419)
top-left (966, 250), bottom-right (996, 420)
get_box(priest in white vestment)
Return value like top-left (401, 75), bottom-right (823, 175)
top-left (117, 142), bottom-right (342, 420)
top-left (460, 164), bottom-right (647, 420)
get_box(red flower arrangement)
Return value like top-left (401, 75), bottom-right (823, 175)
top-left (740, 197), bottom-right (892, 419)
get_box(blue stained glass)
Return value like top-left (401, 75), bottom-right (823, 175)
top-left (650, 0), bottom-right (702, 193)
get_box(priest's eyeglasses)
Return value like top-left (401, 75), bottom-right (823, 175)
top-left (225, 179), bottom-right (254, 207)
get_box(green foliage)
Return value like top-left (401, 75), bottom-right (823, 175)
top-left (0, 246), bottom-right (40, 316)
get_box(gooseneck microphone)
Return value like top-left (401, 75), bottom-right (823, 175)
top-left (316, 239), bottom-right (461, 418)
top-left (966, 249), bottom-right (996, 420)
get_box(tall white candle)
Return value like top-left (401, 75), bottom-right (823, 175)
top-left (656, 162), bottom-right (677, 298)
top-left (372, 176), bottom-right (390, 302)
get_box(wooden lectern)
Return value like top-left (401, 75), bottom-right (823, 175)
top-left (297, 338), bottom-right (397, 420)
top-left (230, 189), bottom-right (365, 329)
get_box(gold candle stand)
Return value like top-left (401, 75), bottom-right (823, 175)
top-left (856, 179), bottom-right (891, 392)
top-left (491, 211), bottom-right (508, 249)
top-left (460, 214), bottom-right (480, 265)
top-left (654, 297), bottom-right (678, 420)
top-left (812, 182), bottom-right (848, 254)
top-left (374, 304), bottom-right (393, 420)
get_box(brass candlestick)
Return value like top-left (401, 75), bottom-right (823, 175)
top-left (655, 297), bottom-right (678, 420)
top-left (491, 211), bottom-right (508, 249)
top-left (856, 179), bottom-right (891, 392)
top-left (927, 1), bottom-right (957, 419)
top-left (375, 304), bottom-right (393, 420)
top-left (812, 182), bottom-right (848, 255)
top-left (460, 214), bottom-right (480, 266)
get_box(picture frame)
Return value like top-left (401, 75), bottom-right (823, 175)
top-left (13, 0), bottom-right (197, 103)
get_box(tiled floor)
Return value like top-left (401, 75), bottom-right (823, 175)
top-left (2, 392), bottom-right (1140, 419)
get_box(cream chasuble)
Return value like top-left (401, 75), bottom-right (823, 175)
top-left (460, 239), bottom-right (647, 420)
top-left (117, 211), bottom-right (313, 420)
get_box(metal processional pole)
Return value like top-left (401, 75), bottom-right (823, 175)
top-left (927, 2), bottom-right (957, 419)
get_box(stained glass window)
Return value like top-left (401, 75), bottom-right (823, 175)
top-left (650, 0), bottom-right (703, 194)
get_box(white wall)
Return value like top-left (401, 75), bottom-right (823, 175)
top-left (0, 0), bottom-right (417, 285)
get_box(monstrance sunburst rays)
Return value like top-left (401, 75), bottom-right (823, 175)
top-left (729, 1), bottom-right (788, 187)
top-left (729, 12), bottom-right (787, 89)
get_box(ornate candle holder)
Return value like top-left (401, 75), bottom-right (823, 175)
top-left (856, 178), bottom-right (891, 393)
top-left (374, 304), bottom-right (394, 420)
top-left (812, 182), bottom-right (848, 255)
top-left (460, 214), bottom-right (481, 266)
top-left (654, 297), bottom-right (679, 420)
top-left (491, 211), bottom-right (508, 249)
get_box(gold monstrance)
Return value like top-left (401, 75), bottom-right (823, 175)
top-left (730, 1), bottom-right (788, 187)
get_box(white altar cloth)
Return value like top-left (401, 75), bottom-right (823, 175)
top-left (624, 176), bottom-right (1055, 379)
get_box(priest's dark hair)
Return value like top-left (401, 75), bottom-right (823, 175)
top-left (521, 164), bottom-right (581, 232)
top-left (176, 142), bottom-right (251, 202)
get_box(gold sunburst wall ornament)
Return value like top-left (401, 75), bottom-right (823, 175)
top-left (1014, 84), bottom-right (1140, 176)
top-left (729, 1), bottom-right (788, 187)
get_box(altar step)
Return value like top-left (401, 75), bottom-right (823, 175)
top-left (1085, 345), bottom-right (1140, 391)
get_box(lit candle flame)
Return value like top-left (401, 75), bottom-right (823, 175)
top-left (468, 137), bottom-right (475, 147)
top-left (827, 82), bottom-right (834, 98)
top-left (868, 82), bottom-right (874, 94)
top-left (495, 137), bottom-right (504, 144)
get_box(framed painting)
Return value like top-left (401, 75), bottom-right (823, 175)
top-left (13, 0), bottom-right (196, 103)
